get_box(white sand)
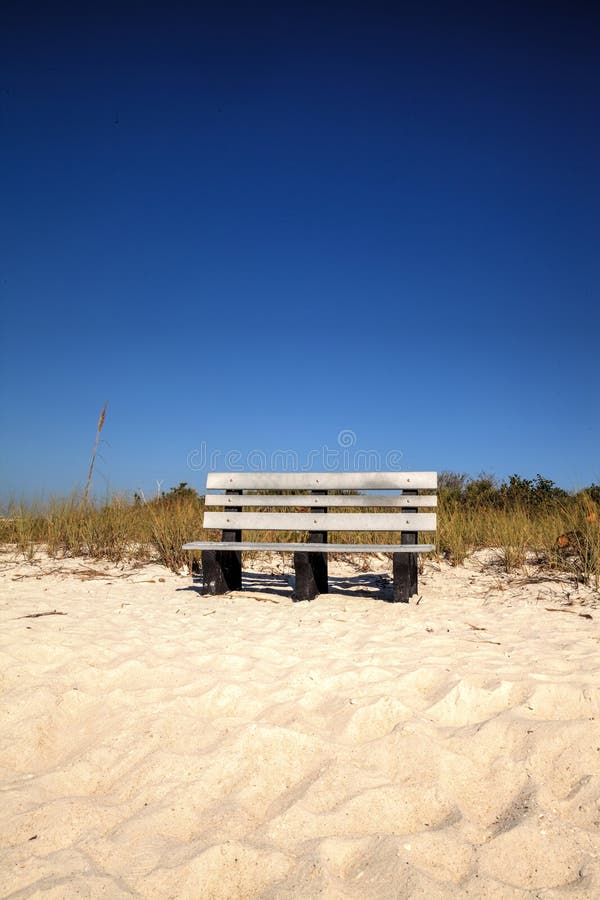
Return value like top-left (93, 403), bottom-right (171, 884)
top-left (1, 549), bottom-right (600, 898)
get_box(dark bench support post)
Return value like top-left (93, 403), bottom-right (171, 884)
top-left (292, 490), bottom-right (329, 601)
top-left (392, 489), bottom-right (418, 602)
top-left (201, 489), bottom-right (243, 595)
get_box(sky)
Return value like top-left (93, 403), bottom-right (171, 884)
top-left (1, 1), bottom-right (599, 500)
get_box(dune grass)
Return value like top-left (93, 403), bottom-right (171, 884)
top-left (1, 476), bottom-right (598, 587)
top-left (437, 475), bottom-right (599, 586)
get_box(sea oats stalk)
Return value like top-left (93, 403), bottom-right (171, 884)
top-left (83, 402), bottom-right (107, 505)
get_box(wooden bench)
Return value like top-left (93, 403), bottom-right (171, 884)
top-left (183, 471), bottom-right (437, 602)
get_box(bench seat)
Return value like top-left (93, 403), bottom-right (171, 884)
top-left (183, 542), bottom-right (436, 553)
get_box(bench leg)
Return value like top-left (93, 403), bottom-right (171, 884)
top-left (392, 552), bottom-right (418, 602)
top-left (292, 551), bottom-right (328, 601)
top-left (202, 497), bottom-right (243, 595)
top-left (292, 505), bottom-right (329, 602)
top-left (201, 549), bottom-right (242, 595)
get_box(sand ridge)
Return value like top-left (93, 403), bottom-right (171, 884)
top-left (1, 550), bottom-right (600, 898)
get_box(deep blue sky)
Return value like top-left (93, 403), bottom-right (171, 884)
top-left (1, 1), bottom-right (599, 499)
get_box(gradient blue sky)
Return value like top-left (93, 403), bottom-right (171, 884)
top-left (1, 1), bottom-right (599, 499)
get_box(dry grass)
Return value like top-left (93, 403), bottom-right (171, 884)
top-left (438, 489), bottom-right (600, 587)
top-left (1, 481), bottom-right (598, 586)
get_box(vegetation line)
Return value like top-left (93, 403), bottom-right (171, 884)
top-left (1, 475), bottom-right (598, 587)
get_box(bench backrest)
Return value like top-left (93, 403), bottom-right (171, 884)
top-left (203, 472), bottom-right (437, 534)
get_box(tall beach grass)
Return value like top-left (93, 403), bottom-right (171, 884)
top-left (1, 475), bottom-right (598, 587)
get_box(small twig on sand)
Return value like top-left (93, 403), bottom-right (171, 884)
top-left (545, 607), bottom-right (593, 620)
top-left (12, 568), bottom-right (67, 580)
top-left (467, 638), bottom-right (501, 645)
top-left (466, 623), bottom-right (486, 631)
top-left (16, 610), bottom-right (67, 620)
top-left (228, 591), bottom-right (281, 603)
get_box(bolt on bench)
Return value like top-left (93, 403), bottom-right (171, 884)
top-left (183, 472), bottom-right (437, 602)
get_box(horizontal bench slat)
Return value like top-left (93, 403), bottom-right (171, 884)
top-left (183, 542), bottom-right (435, 553)
top-left (203, 512), bottom-right (436, 531)
top-left (204, 493), bottom-right (437, 508)
top-left (206, 472), bottom-right (438, 490)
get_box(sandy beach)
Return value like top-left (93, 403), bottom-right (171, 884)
top-left (1, 549), bottom-right (600, 898)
